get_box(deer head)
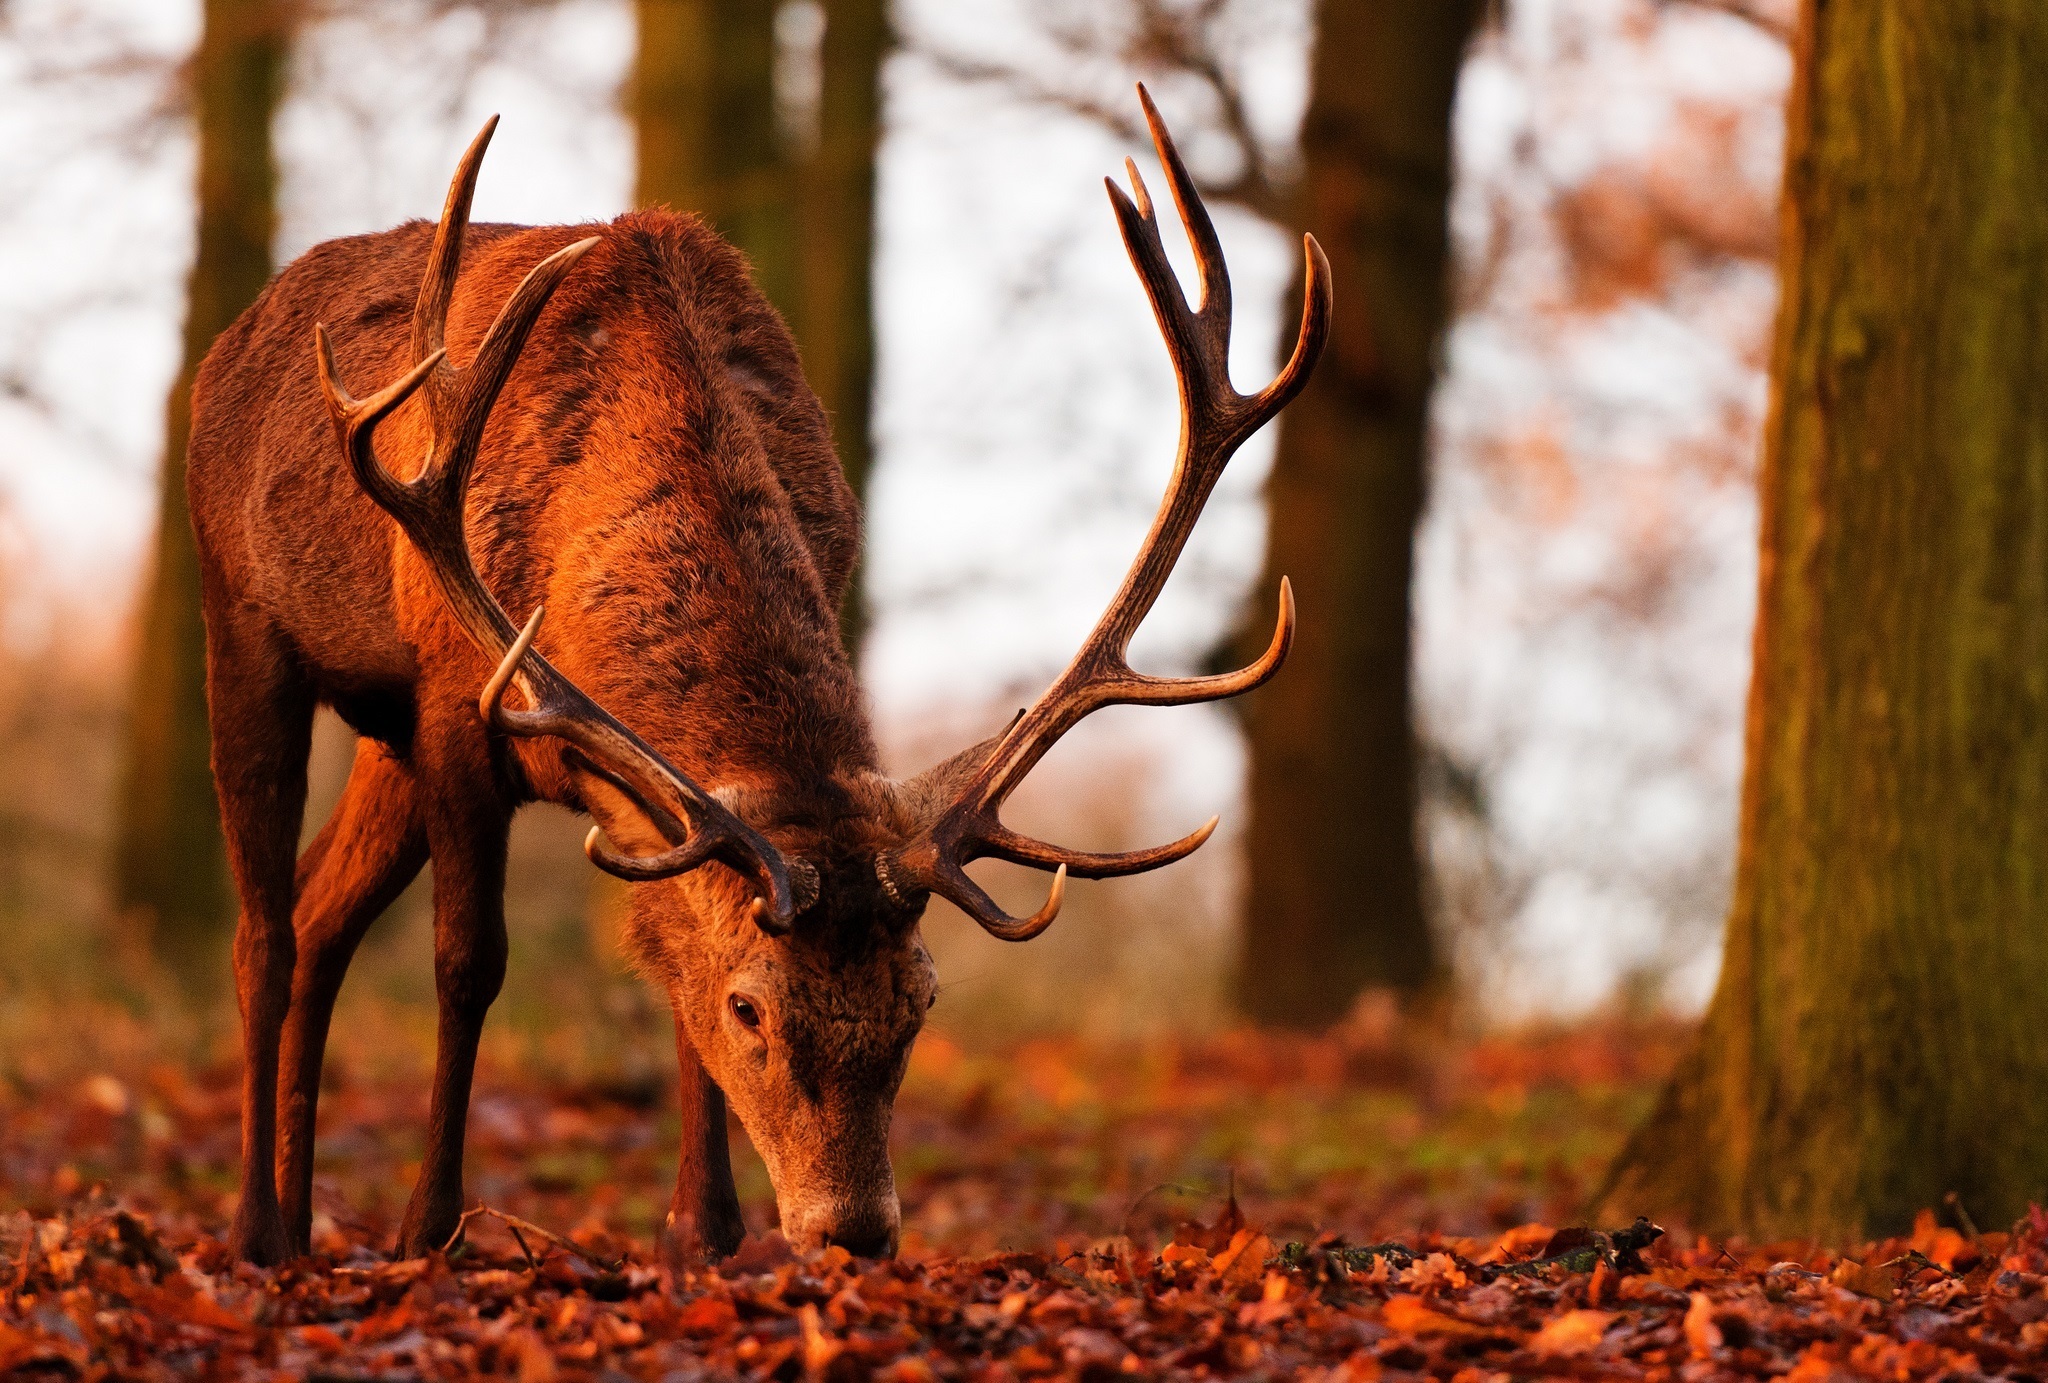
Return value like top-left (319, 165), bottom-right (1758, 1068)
top-left (315, 88), bottom-right (1328, 1257)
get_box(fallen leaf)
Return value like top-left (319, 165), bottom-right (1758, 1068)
top-left (1383, 1294), bottom-right (1497, 1339)
top-left (1531, 1308), bottom-right (1618, 1355)
top-left (1830, 1258), bottom-right (1899, 1301)
top-left (674, 1295), bottom-right (738, 1336)
top-left (1684, 1292), bottom-right (1722, 1353)
top-left (1212, 1228), bottom-right (1274, 1284)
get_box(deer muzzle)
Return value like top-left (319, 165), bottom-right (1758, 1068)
top-left (781, 1188), bottom-right (902, 1259)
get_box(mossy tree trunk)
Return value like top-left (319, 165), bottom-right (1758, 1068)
top-left (1235, 0), bottom-right (1480, 1026)
top-left (115, 0), bottom-right (286, 995)
top-left (1604, 0), bottom-right (2048, 1240)
top-left (632, 0), bottom-right (885, 650)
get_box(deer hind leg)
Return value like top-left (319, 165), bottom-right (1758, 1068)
top-left (276, 737), bottom-right (428, 1255)
top-left (205, 610), bottom-right (317, 1267)
top-left (663, 1017), bottom-right (748, 1266)
top-left (393, 727), bottom-right (511, 1259)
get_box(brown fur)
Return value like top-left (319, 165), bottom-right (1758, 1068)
top-left (189, 209), bottom-right (933, 1265)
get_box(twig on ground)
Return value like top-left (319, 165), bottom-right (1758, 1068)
top-left (441, 1205), bottom-right (622, 1273)
top-left (1120, 1181), bottom-right (1220, 1244)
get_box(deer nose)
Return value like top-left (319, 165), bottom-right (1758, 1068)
top-left (789, 1198), bottom-right (900, 1259)
top-left (823, 1220), bottom-right (899, 1259)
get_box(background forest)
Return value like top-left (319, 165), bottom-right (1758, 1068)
top-left (0, 0), bottom-right (1792, 1052)
top-left (7, 3), bottom-right (2048, 1377)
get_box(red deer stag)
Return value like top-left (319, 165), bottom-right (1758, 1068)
top-left (187, 87), bottom-right (1329, 1265)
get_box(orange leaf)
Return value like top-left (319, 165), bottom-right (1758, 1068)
top-left (1382, 1294), bottom-right (1495, 1339)
top-left (1684, 1292), bottom-right (1721, 1354)
top-left (1212, 1229), bottom-right (1272, 1284)
top-left (295, 1325), bottom-right (347, 1354)
top-left (1530, 1308), bottom-right (1617, 1356)
top-left (138, 1280), bottom-right (254, 1335)
top-left (1829, 1259), bottom-right (1899, 1301)
top-left (1909, 1209), bottom-right (1969, 1269)
top-left (1587, 1259), bottom-right (1617, 1306)
top-left (1492, 1223), bottom-right (1557, 1260)
top-left (675, 1295), bottom-right (738, 1337)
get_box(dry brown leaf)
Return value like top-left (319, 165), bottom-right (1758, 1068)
top-left (1830, 1258), bottom-right (1900, 1301)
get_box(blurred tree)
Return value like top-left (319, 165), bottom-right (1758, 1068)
top-left (1237, 1), bottom-right (1478, 1024)
top-left (797, 0), bottom-right (885, 651)
top-left (634, 1), bottom-right (795, 306)
top-left (114, 0), bottom-right (287, 994)
top-left (1604, 0), bottom-right (2048, 1237)
top-left (912, 1), bottom-right (1479, 1025)
top-left (632, 0), bottom-right (885, 648)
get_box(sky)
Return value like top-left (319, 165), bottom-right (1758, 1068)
top-left (0, 0), bottom-right (1792, 1021)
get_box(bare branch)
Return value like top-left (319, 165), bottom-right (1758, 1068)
top-left (903, 0), bottom-right (1295, 227)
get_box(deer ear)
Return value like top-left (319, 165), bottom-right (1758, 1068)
top-left (571, 763), bottom-right (676, 859)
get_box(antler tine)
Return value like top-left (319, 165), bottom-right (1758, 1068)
top-left (1135, 83), bottom-right (1230, 329)
top-left (881, 88), bottom-right (1332, 942)
top-left (1258, 234), bottom-right (1333, 418)
top-left (981, 816), bottom-right (1218, 879)
top-left (321, 119), bottom-right (799, 930)
top-left (413, 114), bottom-right (496, 392)
top-left (942, 862), bottom-right (1068, 943)
top-left (433, 235), bottom-right (597, 496)
top-left (313, 328), bottom-right (446, 513)
top-left (321, 230), bottom-right (599, 661)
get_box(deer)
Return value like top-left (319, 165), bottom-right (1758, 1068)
top-left (185, 86), bottom-right (1329, 1266)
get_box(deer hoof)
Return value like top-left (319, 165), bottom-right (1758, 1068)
top-left (228, 1203), bottom-right (292, 1267)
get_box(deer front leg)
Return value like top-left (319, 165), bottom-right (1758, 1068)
top-left (277, 740), bottom-right (428, 1255)
top-left (393, 778), bottom-right (510, 1259)
top-left (661, 1017), bottom-right (746, 1266)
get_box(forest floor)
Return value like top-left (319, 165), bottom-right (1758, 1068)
top-left (1, 1016), bottom-right (2043, 1380)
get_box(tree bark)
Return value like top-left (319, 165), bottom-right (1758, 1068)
top-left (799, 0), bottom-right (884, 649)
top-left (1604, 0), bottom-right (2048, 1240)
top-left (115, 0), bottom-right (286, 993)
top-left (1235, 0), bottom-right (1479, 1026)
top-left (633, 0), bottom-right (884, 649)
top-left (633, 0), bottom-right (795, 307)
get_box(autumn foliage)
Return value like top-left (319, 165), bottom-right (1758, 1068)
top-left (4, 1022), bottom-right (2044, 1378)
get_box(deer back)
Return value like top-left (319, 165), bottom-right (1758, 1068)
top-left (188, 209), bottom-right (874, 787)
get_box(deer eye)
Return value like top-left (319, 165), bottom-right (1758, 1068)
top-left (728, 994), bottom-right (763, 1029)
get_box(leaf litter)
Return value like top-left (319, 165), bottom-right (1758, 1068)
top-left (1, 1020), bottom-right (2043, 1379)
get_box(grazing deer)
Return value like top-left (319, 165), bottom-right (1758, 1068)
top-left (187, 87), bottom-right (1328, 1266)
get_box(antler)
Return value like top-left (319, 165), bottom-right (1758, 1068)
top-left (882, 85), bottom-right (1332, 941)
top-left (312, 117), bottom-right (799, 931)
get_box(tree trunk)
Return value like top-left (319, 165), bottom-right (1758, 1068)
top-left (799, 0), bottom-right (885, 649)
top-left (1235, 0), bottom-right (1479, 1026)
top-left (1603, 0), bottom-right (2048, 1240)
top-left (633, 0), bottom-right (885, 649)
top-left (633, 0), bottom-right (795, 307)
top-left (115, 0), bottom-right (286, 993)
